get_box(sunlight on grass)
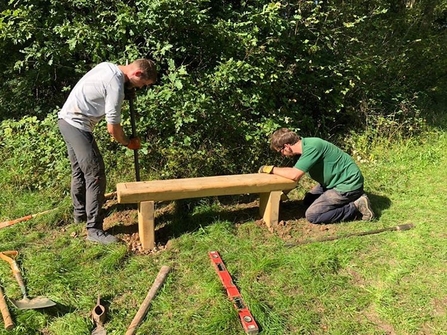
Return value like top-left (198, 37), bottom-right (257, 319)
top-left (1, 124), bottom-right (447, 334)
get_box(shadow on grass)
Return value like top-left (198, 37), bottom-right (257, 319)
top-left (367, 192), bottom-right (392, 219)
top-left (35, 302), bottom-right (76, 317)
top-left (107, 191), bottom-right (391, 245)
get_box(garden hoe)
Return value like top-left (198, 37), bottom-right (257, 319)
top-left (0, 251), bottom-right (56, 310)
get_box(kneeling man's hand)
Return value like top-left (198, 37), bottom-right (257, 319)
top-left (258, 165), bottom-right (274, 174)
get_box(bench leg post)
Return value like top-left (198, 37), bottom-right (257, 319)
top-left (259, 191), bottom-right (282, 232)
top-left (138, 201), bottom-right (155, 250)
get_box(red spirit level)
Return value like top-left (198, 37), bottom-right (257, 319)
top-left (209, 251), bottom-right (259, 335)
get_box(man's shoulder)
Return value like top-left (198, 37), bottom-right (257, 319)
top-left (302, 137), bottom-right (327, 147)
top-left (93, 62), bottom-right (120, 73)
top-left (87, 62), bottom-right (123, 85)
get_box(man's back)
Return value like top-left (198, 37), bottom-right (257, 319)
top-left (294, 137), bottom-right (364, 191)
top-left (58, 62), bottom-right (124, 132)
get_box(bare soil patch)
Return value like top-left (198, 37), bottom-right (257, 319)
top-left (99, 196), bottom-right (349, 255)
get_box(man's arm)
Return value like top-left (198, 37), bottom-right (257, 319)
top-left (272, 166), bottom-right (306, 182)
top-left (107, 123), bottom-right (129, 145)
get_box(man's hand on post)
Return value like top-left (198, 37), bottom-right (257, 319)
top-left (126, 137), bottom-right (141, 150)
top-left (258, 165), bottom-right (274, 174)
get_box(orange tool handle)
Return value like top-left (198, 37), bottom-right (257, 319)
top-left (0, 251), bottom-right (27, 297)
top-left (0, 210), bottom-right (56, 229)
top-left (0, 286), bottom-right (13, 330)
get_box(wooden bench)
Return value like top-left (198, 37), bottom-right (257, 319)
top-left (116, 173), bottom-right (296, 250)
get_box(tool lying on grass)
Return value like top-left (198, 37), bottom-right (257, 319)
top-left (209, 251), bottom-right (259, 335)
top-left (285, 223), bottom-right (415, 247)
top-left (0, 209), bottom-right (57, 230)
top-left (0, 285), bottom-right (14, 330)
top-left (91, 295), bottom-right (107, 335)
top-left (125, 265), bottom-right (171, 335)
top-left (0, 251), bottom-right (56, 309)
top-left (0, 192), bottom-right (116, 230)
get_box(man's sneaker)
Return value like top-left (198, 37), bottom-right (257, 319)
top-left (354, 194), bottom-right (375, 221)
top-left (86, 228), bottom-right (119, 244)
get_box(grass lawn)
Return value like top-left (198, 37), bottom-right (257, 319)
top-left (0, 127), bottom-right (446, 334)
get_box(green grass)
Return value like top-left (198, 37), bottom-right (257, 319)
top-left (1, 127), bottom-right (447, 334)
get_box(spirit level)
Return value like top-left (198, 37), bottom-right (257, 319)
top-left (209, 251), bottom-right (259, 335)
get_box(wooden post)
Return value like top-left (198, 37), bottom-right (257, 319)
top-left (138, 201), bottom-right (155, 250)
top-left (259, 191), bottom-right (282, 232)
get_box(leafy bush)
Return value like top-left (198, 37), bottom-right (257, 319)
top-left (0, 0), bottom-right (446, 181)
top-left (0, 113), bottom-right (70, 190)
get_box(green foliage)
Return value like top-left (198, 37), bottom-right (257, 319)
top-left (0, 113), bottom-right (69, 190)
top-left (0, 0), bottom-right (446, 180)
top-left (341, 104), bottom-right (428, 163)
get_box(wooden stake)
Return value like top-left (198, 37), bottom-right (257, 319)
top-left (125, 266), bottom-right (171, 335)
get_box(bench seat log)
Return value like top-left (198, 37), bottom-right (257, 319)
top-left (116, 173), bottom-right (296, 250)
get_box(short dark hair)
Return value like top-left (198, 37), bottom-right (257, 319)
top-left (270, 128), bottom-right (301, 151)
top-left (134, 59), bottom-right (157, 82)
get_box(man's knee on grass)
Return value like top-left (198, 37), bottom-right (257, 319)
top-left (305, 207), bottom-right (323, 224)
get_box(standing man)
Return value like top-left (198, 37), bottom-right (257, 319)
top-left (58, 59), bottom-right (157, 244)
top-left (259, 128), bottom-right (374, 224)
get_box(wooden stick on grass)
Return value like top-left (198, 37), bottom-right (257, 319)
top-left (125, 265), bottom-right (171, 335)
top-left (286, 223), bottom-right (415, 247)
top-left (0, 191), bottom-right (117, 230)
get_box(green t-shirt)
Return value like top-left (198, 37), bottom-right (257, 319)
top-left (294, 137), bottom-right (364, 192)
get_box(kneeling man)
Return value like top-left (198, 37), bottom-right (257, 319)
top-left (259, 128), bottom-right (374, 224)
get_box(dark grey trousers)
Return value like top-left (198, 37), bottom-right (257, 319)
top-left (58, 119), bottom-right (106, 229)
top-left (303, 184), bottom-right (363, 224)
